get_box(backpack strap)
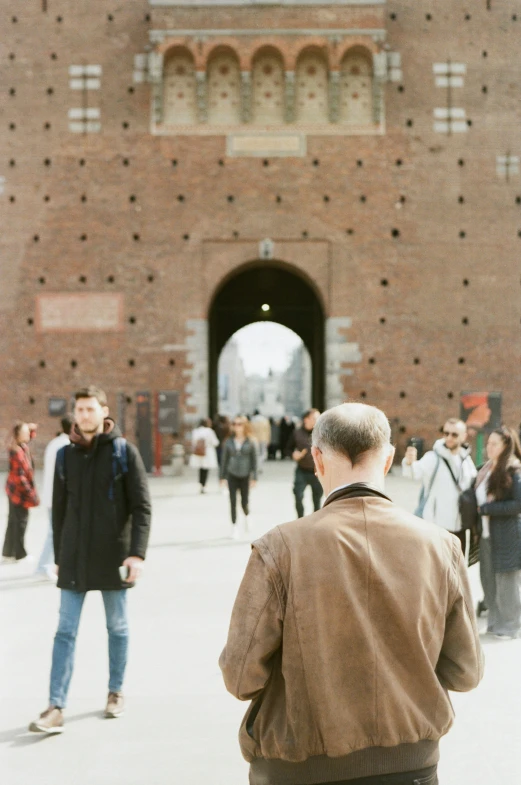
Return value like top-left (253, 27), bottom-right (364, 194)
top-left (109, 437), bottom-right (128, 501)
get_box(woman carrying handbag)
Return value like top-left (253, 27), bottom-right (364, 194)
top-left (476, 426), bottom-right (521, 639)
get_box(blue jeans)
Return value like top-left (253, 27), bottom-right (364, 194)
top-left (37, 509), bottom-right (54, 573)
top-left (50, 589), bottom-right (129, 708)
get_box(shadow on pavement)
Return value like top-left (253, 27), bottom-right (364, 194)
top-left (148, 537), bottom-right (249, 551)
top-left (1, 711), bottom-right (103, 747)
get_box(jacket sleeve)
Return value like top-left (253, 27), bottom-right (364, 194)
top-left (219, 547), bottom-right (283, 701)
top-left (125, 444), bottom-right (152, 560)
top-left (52, 455), bottom-right (67, 565)
top-left (436, 538), bottom-right (484, 692)
top-left (480, 471), bottom-right (521, 517)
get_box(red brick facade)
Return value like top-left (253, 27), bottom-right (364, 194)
top-left (1, 1), bottom-right (520, 465)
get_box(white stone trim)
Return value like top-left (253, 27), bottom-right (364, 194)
top-left (150, 28), bottom-right (387, 43)
top-left (184, 318), bottom-right (208, 426)
top-left (325, 317), bottom-right (361, 409)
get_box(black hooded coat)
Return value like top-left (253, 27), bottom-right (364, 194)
top-left (52, 419), bottom-right (151, 592)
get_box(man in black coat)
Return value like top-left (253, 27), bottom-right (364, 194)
top-left (286, 409), bottom-right (323, 517)
top-left (29, 386), bottom-right (151, 734)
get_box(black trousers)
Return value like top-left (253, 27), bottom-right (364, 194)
top-left (293, 466), bottom-right (323, 518)
top-left (314, 764), bottom-right (437, 785)
top-left (227, 474), bottom-right (249, 524)
top-left (2, 500), bottom-right (29, 560)
top-left (199, 468), bottom-right (209, 487)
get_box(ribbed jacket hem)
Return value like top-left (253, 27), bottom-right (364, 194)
top-left (249, 740), bottom-right (439, 785)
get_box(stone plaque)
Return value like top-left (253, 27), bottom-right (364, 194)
top-left (227, 133), bottom-right (306, 158)
top-left (36, 293), bottom-right (124, 332)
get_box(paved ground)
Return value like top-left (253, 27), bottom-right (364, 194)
top-left (1, 461), bottom-right (520, 785)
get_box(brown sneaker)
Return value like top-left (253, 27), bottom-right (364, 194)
top-left (29, 706), bottom-right (64, 734)
top-left (104, 691), bottom-right (124, 718)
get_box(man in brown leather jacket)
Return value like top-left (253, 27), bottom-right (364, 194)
top-left (220, 403), bottom-right (483, 785)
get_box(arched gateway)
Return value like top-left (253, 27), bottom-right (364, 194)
top-left (209, 262), bottom-right (325, 417)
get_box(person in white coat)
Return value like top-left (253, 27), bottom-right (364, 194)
top-left (190, 418), bottom-right (219, 493)
top-left (34, 415), bottom-right (74, 581)
top-left (402, 417), bottom-right (477, 554)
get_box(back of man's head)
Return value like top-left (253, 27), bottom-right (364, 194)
top-left (312, 403), bottom-right (391, 467)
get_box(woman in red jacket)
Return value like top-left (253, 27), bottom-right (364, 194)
top-left (2, 421), bottom-right (39, 562)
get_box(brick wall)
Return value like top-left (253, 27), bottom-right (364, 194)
top-left (1, 0), bottom-right (520, 466)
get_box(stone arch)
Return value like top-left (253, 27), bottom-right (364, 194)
top-left (339, 46), bottom-right (373, 126)
top-left (251, 47), bottom-right (285, 125)
top-left (207, 46), bottom-right (241, 125)
top-left (162, 47), bottom-right (197, 125)
top-left (295, 47), bottom-right (329, 124)
top-left (208, 261), bottom-right (325, 415)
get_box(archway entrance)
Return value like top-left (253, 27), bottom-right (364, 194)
top-left (209, 262), bottom-right (325, 416)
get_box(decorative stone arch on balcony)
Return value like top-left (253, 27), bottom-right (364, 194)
top-left (295, 46), bottom-right (330, 125)
top-left (251, 46), bottom-right (286, 126)
top-left (207, 46), bottom-right (242, 125)
top-left (339, 46), bottom-right (374, 126)
top-left (162, 46), bottom-right (197, 125)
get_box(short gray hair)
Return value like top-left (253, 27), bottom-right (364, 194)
top-left (312, 403), bottom-right (391, 466)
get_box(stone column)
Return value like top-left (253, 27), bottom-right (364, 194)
top-left (329, 71), bottom-right (340, 123)
top-left (196, 71), bottom-right (208, 124)
top-left (285, 71), bottom-right (295, 123)
top-left (184, 318), bottom-right (208, 427)
top-left (325, 317), bottom-right (362, 409)
top-left (240, 71), bottom-right (252, 124)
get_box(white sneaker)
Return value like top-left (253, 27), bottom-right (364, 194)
top-left (231, 524), bottom-right (240, 540)
top-left (243, 515), bottom-right (250, 533)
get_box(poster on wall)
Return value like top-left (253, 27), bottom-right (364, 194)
top-left (460, 391), bottom-right (502, 432)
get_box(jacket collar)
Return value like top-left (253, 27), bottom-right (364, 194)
top-left (433, 438), bottom-right (471, 462)
top-left (323, 482), bottom-right (392, 509)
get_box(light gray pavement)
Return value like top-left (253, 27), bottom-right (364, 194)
top-left (1, 461), bottom-right (520, 785)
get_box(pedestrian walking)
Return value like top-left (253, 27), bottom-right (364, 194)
top-left (189, 418), bottom-right (219, 493)
top-left (2, 421), bottom-right (39, 563)
top-left (476, 426), bottom-right (521, 639)
top-left (220, 415), bottom-right (257, 539)
top-left (35, 415), bottom-right (74, 581)
top-left (220, 403), bottom-right (483, 785)
top-left (251, 410), bottom-right (270, 471)
top-left (29, 386), bottom-right (151, 734)
top-left (286, 408), bottom-right (322, 517)
top-left (402, 417), bottom-right (477, 554)
top-left (279, 415), bottom-right (295, 459)
top-left (268, 417), bottom-right (280, 460)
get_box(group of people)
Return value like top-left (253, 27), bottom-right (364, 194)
top-left (403, 416), bottom-right (521, 640)
top-left (189, 409), bottom-right (324, 537)
top-left (3, 392), bottom-right (521, 783)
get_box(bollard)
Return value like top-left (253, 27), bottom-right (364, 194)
top-left (171, 442), bottom-right (185, 476)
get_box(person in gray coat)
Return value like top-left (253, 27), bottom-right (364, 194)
top-left (476, 426), bottom-right (521, 639)
top-left (220, 415), bottom-right (257, 539)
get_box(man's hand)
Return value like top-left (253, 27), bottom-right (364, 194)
top-left (123, 556), bottom-right (144, 583)
top-left (404, 446), bottom-right (417, 466)
top-left (292, 448), bottom-right (307, 463)
top-left (220, 479), bottom-right (227, 488)
top-left (249, 479), bottom-right (257, 489)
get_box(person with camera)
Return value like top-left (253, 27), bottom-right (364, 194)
top-left (402, 418), bottom-right (476, 553)
top-left (2, 421), bottom-right (39, 563)
top-left (29, 386), bottom-right (151, 734)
